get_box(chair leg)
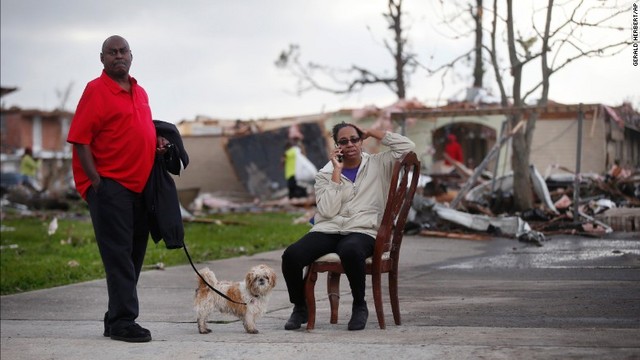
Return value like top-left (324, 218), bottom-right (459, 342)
top-left (371, 272), bottom-right (386, 329)
top-left (327, 272), bottom-right (341, 324)
top-left (389, 270), bottom-right (401, 325)
top-left (304, 267), bottom-right (319, 330)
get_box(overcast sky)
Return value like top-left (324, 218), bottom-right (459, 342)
top-left (1, 0), bottom-right (636, 123)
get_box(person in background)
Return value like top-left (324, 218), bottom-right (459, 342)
top-left (283, 138), bottom-right (309, 199)
top-left (281, 122), bottom-right (415, 331)
top-left (443, 133), bottom-right (463, 166)
top-left (19, 147), bottom-right (41, 191)
top-left (67, 35), bottom-right (166, 343)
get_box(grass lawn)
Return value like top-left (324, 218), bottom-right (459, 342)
top-left (0, 209), bottom-right (310, 295)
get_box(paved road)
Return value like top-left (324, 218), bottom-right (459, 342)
top-left (1, 233), bottom-right (639, 359)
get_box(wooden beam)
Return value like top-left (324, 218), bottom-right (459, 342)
top-left (390, 104), bottom-right (600, 120)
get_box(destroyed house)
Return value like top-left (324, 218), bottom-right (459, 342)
top-left (391, 102), bottom-right (639, 177)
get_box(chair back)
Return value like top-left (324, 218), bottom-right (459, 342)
top-left (371, 151), bottom-right (420, 270)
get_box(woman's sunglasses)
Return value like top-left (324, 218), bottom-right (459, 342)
top-left (336, 137), bottom-right (361, 146)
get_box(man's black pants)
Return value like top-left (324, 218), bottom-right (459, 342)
top-left (86, 178), bottom-right (149, 332)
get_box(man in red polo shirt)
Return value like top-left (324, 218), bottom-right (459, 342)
top-left (67, 35), bottom-right (157, 343)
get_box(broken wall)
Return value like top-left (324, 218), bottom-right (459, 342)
top-left (530, 113), bottom-right (606, 174)
top-left (225, 122), bottom-right (328, 199)
top-left (172, 135), bottom-right (251, 201)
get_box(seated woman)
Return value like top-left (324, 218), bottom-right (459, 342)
top-left (281, 122), bottom-right (415, 331)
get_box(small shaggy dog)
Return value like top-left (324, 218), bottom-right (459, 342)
top-left (194, 264), bottom-right (276, 334)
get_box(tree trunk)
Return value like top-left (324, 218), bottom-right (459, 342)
top-left (510, 116), bottom-right (533, 210)
top-left (472, 0), bottom-right (484, 88)
top-left (490, 0), bottom-right (508, 105)
top-left (390, 0), bottom-right (406, 99)
top-left (511, 0), bottom-right (553, 211)
top-left (506, 0), bottom-right (533, 210)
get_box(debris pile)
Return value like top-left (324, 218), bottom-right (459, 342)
top-left (407, 161), bottom-right (639, 244)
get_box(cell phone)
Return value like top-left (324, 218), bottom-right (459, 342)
top-left (337, 155), bottom-right (343, 163)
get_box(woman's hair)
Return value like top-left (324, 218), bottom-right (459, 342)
top-left (331, 122), bottom-right (363, 143)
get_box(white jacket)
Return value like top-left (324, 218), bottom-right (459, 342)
top-left (311, 132), bottom-right (415, 238)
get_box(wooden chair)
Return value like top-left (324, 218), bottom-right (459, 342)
top-left (304, 151), bottom-right (421, 330)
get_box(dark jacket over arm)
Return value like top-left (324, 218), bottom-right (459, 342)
top-left (144, 120), bottom-right (190, 249)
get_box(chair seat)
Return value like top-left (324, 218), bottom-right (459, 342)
top-left (314, 252), bottom-right (391, 264)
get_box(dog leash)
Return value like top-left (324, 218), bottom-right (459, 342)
top-left (153, 135), bottom-right (245, 306)
top-left (183, 244), bottom-right (247, 306)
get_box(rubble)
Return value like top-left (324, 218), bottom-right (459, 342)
top-left (594, 207), bottom-right (640, 232)
top-left (464, 165), bottom-right (559, 215)
top-left (409, 159), bottom-right (639, 244)
top-left (410, 195), bottom-right (546, 245)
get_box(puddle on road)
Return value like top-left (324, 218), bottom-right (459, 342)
top-left (439, 239), bottom-right (640, 270)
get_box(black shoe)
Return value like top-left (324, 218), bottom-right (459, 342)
top-left (348, 303), bottom-right (369, 331)
top-left (284, 304), bottom-right (308, 330)
top-left (109, 323), bottom-right (152, 343)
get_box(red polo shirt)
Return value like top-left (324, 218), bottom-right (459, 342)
top-left (67, 70), bottom-right (156, 199)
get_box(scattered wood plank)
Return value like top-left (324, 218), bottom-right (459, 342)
top-left (419, 230), bottom-right (491, 241)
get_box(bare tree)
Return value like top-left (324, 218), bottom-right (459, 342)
top-left (420, 0), bottom-right (630, 210)
top-left (427, 0), bottom-right (486, 100)
top-left (472, 0), bottom-right (485, 89)
top-left (488, 0), bottom-right (631, 210)
top-left (275, 0), bottom-right (417, 101)
top-left (435, 0), bottom-right (485, 88)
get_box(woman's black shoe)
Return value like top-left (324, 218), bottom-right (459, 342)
top-left (284, 305), bottom-right (308, 330)
top-left (348, 303), bottom-right (369, 331)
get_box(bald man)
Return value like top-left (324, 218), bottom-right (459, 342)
top-left (67, 35), bottom-right (157, 342)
